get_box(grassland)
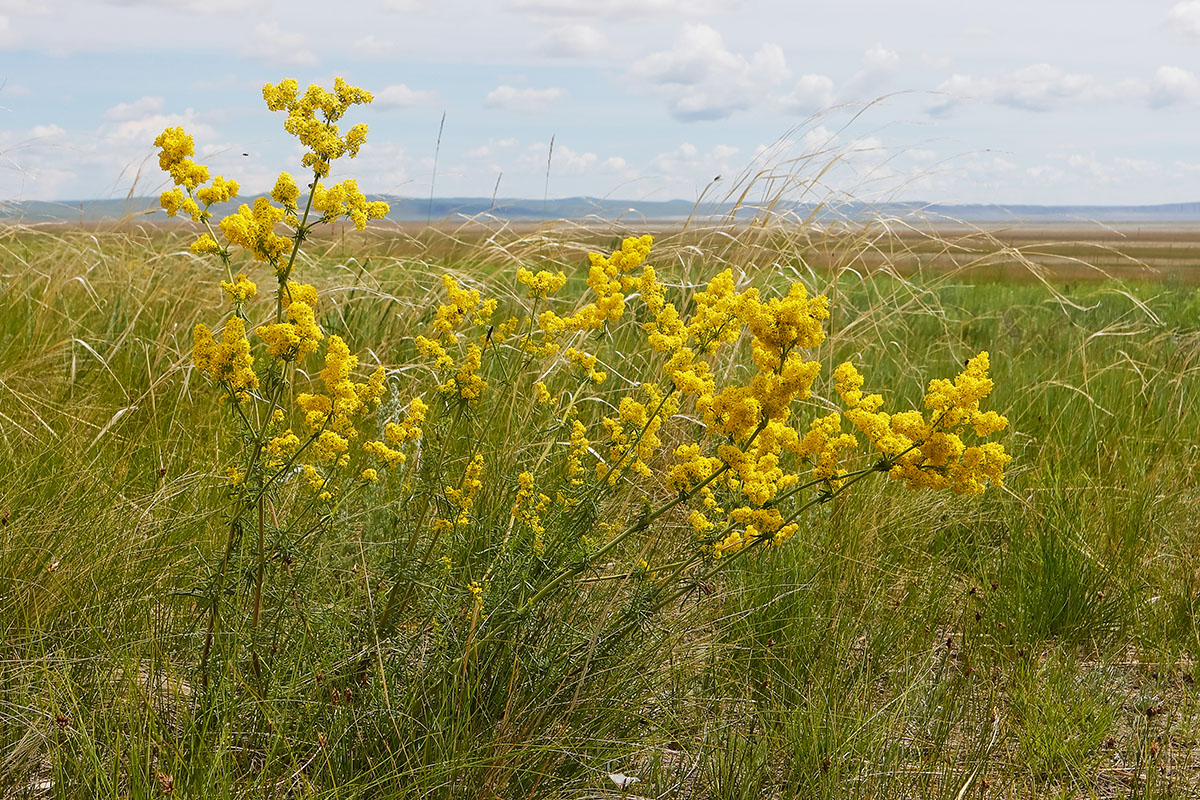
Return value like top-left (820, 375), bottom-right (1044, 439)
top-left (2, 219), bottom-right (1199, 799)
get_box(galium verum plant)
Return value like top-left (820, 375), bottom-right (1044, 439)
top-left (156, 78), bottom-right (397, 681)
top-left (160, 77), bottom-right (1012, 692)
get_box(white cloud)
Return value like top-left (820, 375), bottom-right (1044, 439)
top-left (99, 110), bottom-right (217, 145)
top-left (374, 83), bottom-right (437, 109)
top-left (354, 34), bottom-right (397, 60)
top-left (931, 64), bottom-right (1113, 113)
top-left (465, 138), bottom-right (519, 159)
top-left (519, 141), bottom-right (596, 173)
top-left (550, 143), bottom-right (596, 173)
top-left (650, 141), bottom-right (739, 174)
top-left (801, 125), bottom-right (837, 153)
top-left (2, 82), bottom-right (30, 97)
top-left (29, 123), bottom-right (67, 141)
top-left (532, 23), bottom-right (609, 57)
top-left (629, 24), bottom-right (790, 121)
top-left (863, 43), bottom-right (899, 72)
top-left (241, 23), bottom-right (317, 67)
top-left (1168, 1), bottom-right (1200, 37)
top-left (780, 74), bottom-right (836, 114)
top-left (102, 96), bottom-right (164, 122)
top-left (511, 0), bottom-right (720, 18)
top-left (484, 85), bottom-right (566, 112)
top-left (0, 0), bottom-right (50, 14)
top-left (1150, 65), bottom-right (1200, 106)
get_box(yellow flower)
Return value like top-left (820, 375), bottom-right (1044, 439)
top-left (219, 273), bottom-right (257, 304)
top-left (257, 300), bottom-right (322, 361)
top-left (312, 178), bottom-right (389, 230)
top-left (160, 188), bottom-right (185, 217)
top-left (191, 234), bottom-right (222, 256)
top-left (195, 175), bottom-right (239, 206)
top-left (193, 317), bottom-right (258, 401)
top-left (271, 172), bottom-right (301, 208)
top-left (563, 347), bottom-right (606, 384)
top-left (360, 468), bottom-right (379, 483)
top-left (385, 398), bottom-right (428, 445)
top-left (263, 77), bottom-right (378, 179)
top-left (516, 266), bottom-right (568, 299)
top-left (219, 197), bottom-right (291, 268)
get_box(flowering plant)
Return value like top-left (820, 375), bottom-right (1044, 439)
top-left (159, 78), bottom-right (1010, 693)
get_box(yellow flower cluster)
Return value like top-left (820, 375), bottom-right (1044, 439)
top-left (262, 78), bottom-right (374, 179)
top-left (567, 419), bottom-right (589, 483)
top-left (154, 127), bottom-right (209, 191)
top-left (831, 353), bottom-right (1012, 495)
top-left (312, 179), bottom-right (390, 230)
top-left (255, 282), bottom-right (322, 361)
top-left (295, 336), bottom-right (387, 467)
top-left (516, 266), bottom-right (568, 299)
top-left (219, 274), bottom-right (257, 305)
top-left (155, 128), bottom-right (242, 255)
top-left (160, 187), bottom-right (202, 222)
top-left (271, 172), bottom-right (301, 210)
top-left (512, 471), bottom-right (551, 553)
top-left (438, 343), bottom-right (487, 403)
top-left (364, 396), bottom-right (427, 470)
top-left (257, 301), bottom-right (322, 361)
top-left (432, 275), bottom-right (496, 341)
top-left (196, 176), bottom-right (240, 207)
top-left (218, 197), bottom-right (291, 269)
top-left (539, 235), bottom-right (653, 336)
top-left (440, 454), bottom-right (484, 530)
top-left (193, 318), bottom-right (258, 403)
top-left (563, 347), bottom-right (606, 384)
top-left (263, 429), bottom-right (300, 471)
top-left (597, 383), bottom-right (680, 484)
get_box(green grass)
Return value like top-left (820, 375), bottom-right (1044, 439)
top-left (2, 222), bottom-right (1200, 798)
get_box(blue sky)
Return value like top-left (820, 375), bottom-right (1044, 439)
top-left (3, 0), bottom-right (1200, 205)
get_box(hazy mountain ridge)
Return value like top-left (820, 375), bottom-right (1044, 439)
top-left (5, 196), bottom-right (1200, 224)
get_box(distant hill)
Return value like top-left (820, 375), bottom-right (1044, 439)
top-left (4, 196), bottom-right (1200, 224)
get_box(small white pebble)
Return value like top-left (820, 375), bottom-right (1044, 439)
top-left (608, 772), bottom-right (640, 788)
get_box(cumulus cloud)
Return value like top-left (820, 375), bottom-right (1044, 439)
top-left (519, 141), bottom-right (596, 174)
top-left (511, 0), bottom-right (721, 18)
top-left (863, 43), bottom-right (899, 72)
top-left (1168, 1), bottom-right (1200, 37)
top-left (532, 23), bottom-right (609, 57)
top-left (102, 96), bottom-right (164, 122)
top-left (484, 85), bottom-right (566, 112)
top-left (629, 24), bottom-right (789, 121)
top-left (241, 23), bottom-right (317, 67)
top-left (801, 125), bottom-right (837, 153)
top-left (930, 63), bottom-right (1114, 113)
top-left (354, 34), bottom-right (397, 60)
top-left (29, 123), bottom-right (67, 141)
top-left (99, 110), bottom-right (217, 144)
top-left (1149, 65), bottom-right (1200, 106)
top-left (465, 138), bottom-right (519, 159)
top-left (374, 83), bottom-right (437, 109)
top-left (650, 141), bottom-right (739, 175)
top-left (780, 74), bottom-right (836, 114)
